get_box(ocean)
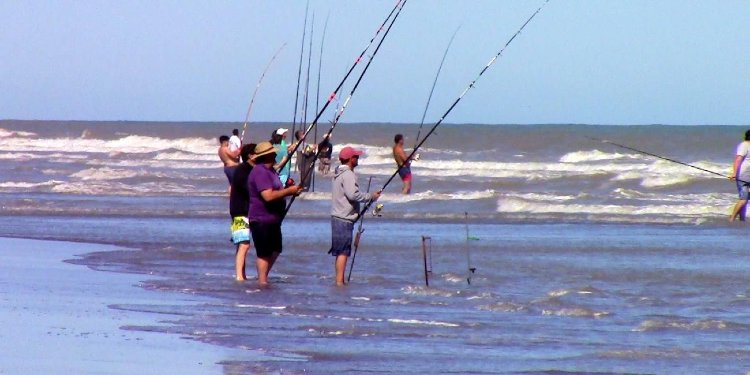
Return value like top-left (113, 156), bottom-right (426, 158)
top-left (2, 120), bottom-right (750, 373)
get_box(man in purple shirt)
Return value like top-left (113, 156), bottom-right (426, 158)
top-left (247, 142), bottom-right (303, 285)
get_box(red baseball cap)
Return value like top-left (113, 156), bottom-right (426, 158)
top-left (339, 146), bottom-right (364, 160)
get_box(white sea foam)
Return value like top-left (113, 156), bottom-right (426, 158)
top-left (560, 149), bottom-right (644, 163)
top-left (497, 197), bottom-right (729, 218)
top-left (236, 304), bottom-right (287, 310)
top-left (387, 318), bottom-right (460, 327)
top-left (295, 190), bottom-right (496, 203)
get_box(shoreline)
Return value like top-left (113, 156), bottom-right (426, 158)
top-left (0, 237), bottom-right (235, 374)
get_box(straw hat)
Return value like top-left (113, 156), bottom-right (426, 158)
top-left (253, 141), bottom-right (278, 159)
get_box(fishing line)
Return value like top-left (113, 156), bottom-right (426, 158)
top-left (282, 0), bottom-right (408, 217)
top-left (414, 25), bottom-right (461, 149)
top-left (239, 42), bottom-right (287, 145)
top-left (588, 136), bottom-right (748, 184)
top-left (277, 0), bottom-right (405, 175)
top-left (354, 0), bottom-right (551, 224)
top-left (291, 1), bottom-right (310, 139)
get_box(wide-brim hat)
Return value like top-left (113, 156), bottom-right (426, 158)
top-left (253, 141), bottom-right (278, 159)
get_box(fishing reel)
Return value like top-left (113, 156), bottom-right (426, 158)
top-left (372, 203), bottom-right (384, 217)
top-left (413, 153), bottom-right (421, 161)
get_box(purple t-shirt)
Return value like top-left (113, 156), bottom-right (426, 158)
top-left (247, 164), bottom-right (286, 224)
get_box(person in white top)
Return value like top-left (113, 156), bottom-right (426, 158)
top-left (229, 129), bottom-right (241, 153)
top-left (729, 129), bottom-right (750, 222)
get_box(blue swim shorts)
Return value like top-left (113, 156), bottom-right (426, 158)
top-left (230, 216), bottom-right (251, 245)
top-left (329, 217), bottom-right (354, 257)
top-left (398, 165), bottom-right (412, 182)
top-left (224, 166), bottom-right (237, 184)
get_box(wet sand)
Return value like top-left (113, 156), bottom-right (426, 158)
top-left (0, 237), bottom-right (230, 375)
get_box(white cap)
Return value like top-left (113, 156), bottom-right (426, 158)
top-left (275, 128), bottom-right (289, 135)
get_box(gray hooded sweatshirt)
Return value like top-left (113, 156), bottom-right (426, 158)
top-left (331, 165), bottom-right (373, 222)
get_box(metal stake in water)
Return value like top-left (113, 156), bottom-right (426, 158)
top-left (465, 212), bottom-right (476, 285)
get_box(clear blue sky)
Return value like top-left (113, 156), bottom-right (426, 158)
top-left (1, 1), bottom-right (748, 125)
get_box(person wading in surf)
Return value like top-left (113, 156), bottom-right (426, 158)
top-left (392, 134), bottom-right (413, 194)
top-left (270, 128), bottom-right (293, 187)
top-left (330, 146), bottom-right (381, 286)
top-left (218, 135), bottom-right (240, 194)
top-left (247, 142), bottom-right (303, 285)
top-left (229, 129), bottom-right (241, 152)
top-left (729, 130), bottom-right (750, 222)
top-left (230, 143), bottom-right (256, 281)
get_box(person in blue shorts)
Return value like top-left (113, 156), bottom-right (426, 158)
top-left (392, 134), bottom-right (412, 194)
top-left (330, 146), bottom-right (381, 286)
top-left (730, 130), bottom-right (750, 222)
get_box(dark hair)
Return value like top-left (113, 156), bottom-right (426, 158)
top-left (254, 152), bottom-right (276, 164)
top-left (219, 135), bottom-right (230, 143)
top-left (232, 129), bottom-right (239, 136)
top-left (240, 143), bottom-right (256, 163)
top-left (745, 130), bottom-right (750, 141)
top-left (394, 134), bottom-right (403, 144)
top-left (295, 130), bottom-right (304, 141)
top-left (270, 131), bottom-right (282, 144)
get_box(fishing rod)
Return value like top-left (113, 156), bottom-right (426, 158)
top-left (302, 14), bottom-right (315, 136)
top-left (239, 43), bottom-right (287, 145)
top-left (291, 1), bottom-right (310, 139)
top-left (354, 0), bottom-right (551, 225)
top-left (312, 13), bottom-right (330, 193)
top-left (277, 0), bottom-right (404, 175)
top-left (464, 212), bottom-right (478, 285)
top-left (283, 0), bottom-right (407, 218)
top-left (588, 136), bottom-right (749, 184)
top-left (414, 25), bottom-right (461, 149)
top-left (347, 177), bottom-right (373, 283)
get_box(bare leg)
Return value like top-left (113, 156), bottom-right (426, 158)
top-left (235, 243), bottom-right (250, 281)
top-left (256, 252), bottom-right (280, 285)
top-left (402, 179), bottom-right (411, 195)
top-left (335, 255), bottom-right (348, 286)
top-left (730, 200), bottom-right (748, 222)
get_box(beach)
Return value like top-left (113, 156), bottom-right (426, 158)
top-left (0, 237), bottom-right (237, 375)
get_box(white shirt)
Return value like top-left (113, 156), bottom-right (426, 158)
top-left (229, 135), bottom-right (241, 152)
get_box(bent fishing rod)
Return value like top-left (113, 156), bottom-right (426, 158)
top-left (354, 0), bottom-right (551, 224)
top-left (282, 0), bottom-right (408, 218)
top-left (277, 0), bottom-right (404, 175)
top-left (239, 43), bottom-right (287, 145)
top-left (312, 13), bottom-right (330, 192)
top-left (414, 25), bottom-right (461, 148)
top-left (291, 1), bottom-right (309, 139)
top-left (588, 136), bottom-right (749, 184)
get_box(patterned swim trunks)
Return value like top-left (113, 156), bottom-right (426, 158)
top-left (230, 216), bottom-right (251, 245)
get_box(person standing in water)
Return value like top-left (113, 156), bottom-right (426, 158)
top-left (218, 135), bottom-right (240, 194)
top-left (247, 142), bottom-right (303, 285)
top-left (270, 128), bottom-right (292, 186)
top-left (229, 143), bottom-right (256, 281)
top-left (730, 130), bottom-right (750, 222)
top-left (330, 146), bottom-right (381, 286)
top-left (229, 128), bottom-right (241, 153)
top-left (392, 134), bottom-right (412, 194)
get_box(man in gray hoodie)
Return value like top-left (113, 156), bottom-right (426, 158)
top-left (330, 146), bottom-right (381, 286)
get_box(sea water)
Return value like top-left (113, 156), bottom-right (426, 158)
top-left (1, 121), bottom-right (749, 373)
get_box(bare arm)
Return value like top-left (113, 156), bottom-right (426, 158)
top-left (260, 186), bottom-right (302, 202)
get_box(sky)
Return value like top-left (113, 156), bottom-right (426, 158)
top-left (1, 0), bottom-right (748, 125)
